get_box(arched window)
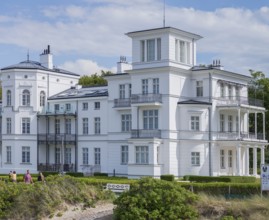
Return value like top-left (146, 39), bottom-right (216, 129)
top-left (40, 91), bottom-right (46, 107)
top-left (22, 89), bottom-right (30, 106)
top-left (7, 90), bottom-right (11, 106)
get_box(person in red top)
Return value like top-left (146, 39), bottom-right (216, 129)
top-left (24, 170), bottom-right (33, 184)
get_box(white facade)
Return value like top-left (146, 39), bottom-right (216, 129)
top-left (0, 28), bottom-right (267, 178)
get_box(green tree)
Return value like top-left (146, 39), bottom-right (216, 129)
top-left (78, 70), bottom-right (113, 86)
top-left (248, 70), bottom-right (269, 165)
top-left (113, 177), bottom-right (198, 220)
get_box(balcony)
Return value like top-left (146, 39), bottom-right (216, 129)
top-left (131, 129), bottom-right (161, 138)
top-left (37, 108), bottom-right (76, 116)
top-left (131, 93), bottom-right (162, 105)
top-left (38, 133), bottom-right (76, 144)
top-left (114, 98), bottom-right (131, 108)
top-left (215, 96), bottom-right (264, 108)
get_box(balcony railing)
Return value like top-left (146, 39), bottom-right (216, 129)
top-left (215, 96), bottom-right (264, 107)
top-left (37, 108), bottom-right (76, 116)
top-left (38, 134), bottom-right (76, 144)
top-left (38, 163), bottom-right (75, 172)
top-left (131, 129), bottom-right (161, 138)
top-left (114, 98), bottom-right (131, 108)
top-left (131, 93), bottom-right (162, 104)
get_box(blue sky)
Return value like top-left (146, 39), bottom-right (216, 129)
top-left (0, 0), bottom-right (269, 75)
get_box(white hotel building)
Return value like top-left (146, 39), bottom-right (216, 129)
top-left (0, 27), bottom-right (267, 177)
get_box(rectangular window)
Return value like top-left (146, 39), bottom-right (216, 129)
top-left (65, 118), bottom-right (71, 134)
top-left (135, 146), bottom-right (149, 164)
top-left (191, 116), bottom-right (199, 131)
top-left (143, 110), bottom-right (158, 130)
top-left (94, 102), bottom-right (100, 110)
top-left (82, 148), bottom-right (88, 165)
top-left (191, 152), bottom-right (200, 166)
top-left (235, 87), bottom-right (240, 100)
top-left (22, 118), bottom-right (30, 134)
top-left (196, 81), bottom-right (203, 97)
top-left (228, 150), bottom-right (233, 168)
top-left (175, 39), bottom-right (190, 64)
top-left (228, 115), bottom-right (233, 132)
top-left (236, 116), bottom-right (239, 132)
top-left (153, 78), bottom-right (159, 94)
top-left (147, 39), bottom-right (155, 61)
top-left (119, 84), bottom-right (125, 99)
top-left (220, 149), bottom-right (225, 169)
top-left (142, 79), bottom-right (148, 95)
top-left (6, 118), bottom-right (11, 134)
top-left (220, 83), bottom-right (225, 98)
top-left (22, 146), bottom-right (30, 163)
top-left (6, 146), bottom-right (11, 163)
top-left (55, 147), bottom-right (61, 164)
top-left (129, 84), bottom-right (132, 98)
top-left (140, 40), bottom-right (145, 62)
top-left (121, 145), bottom-right (128, 164)
top-left (180, 40), bottom-right (186, 63)
top-left (157, 38), bottom-right (161, 60)
top-left (220, 114), bottom-right (225, 132)
top-left (55, 104), bottom-right (59, 112)
top-left (94, 148), bottom-right (101, 165)
top-left (228, 85), bottom-right (232, 100)
top-left (82, 102), bottom-right (88, 110)
top-left (64, 148), bottom-right (71, 164)
top-left (82, 118), bottom-right (88, 135)
top-left (66, 103), bottom-right (71, 112)
top-left (121, 114), bottom-right (132, 132)
top-left (55, 119), bottom-right (60, 134)
top-left (94, 117), bottom-right (101, 134)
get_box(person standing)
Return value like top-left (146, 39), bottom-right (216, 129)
top-left (37, 172), bottom-right (45, 182)
top-left (11, 171), bottom-right (17, 183)
top-left (24, 170), bottom-right (33, 184)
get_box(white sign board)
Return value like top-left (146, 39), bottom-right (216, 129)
top-left (261, 164), bottom-right (269, 191)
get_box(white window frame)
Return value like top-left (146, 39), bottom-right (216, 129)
top-left (121, 145), bottom-right (128, 164)
top-left (66, 103), bottom-right (71, 112)
top-left (22, 118), bottom-right (30, 134)
top-left (94, 148), bottom-right (101, 165)
top-left (135, 146), bottom-right (149, 164)
top-left (82, 102), bottom-right (88, 110)
top-left (94, 102), bottom-right (100, 110)
top-left (153, 78), bottom-right (159, 94)
top-left (220, 149), bottom-right (225, 169)
top-left (64, 148), bottom-right (71, 164)
top-left (190, 116), bottom-right (200, 131)
top-left (7, 90), bottom-right (11, 106)
top-left (121, 114), bottom-right (132, 132)
top-left (40, 91), bottom-right (45, 107)
top-left (82, 118), bottom-right (88, 135)
top-left (175, 39), bottom-right (190, 64)
top-left (82, 148), bottom-right (88, 165)
top-left (191, 152), bottom-right (200, 166)
top-left (228, 115), bottom-right (233, 132)
top-left (196, 81), bottom-right (203, 97)
top-left (143, 110), bottom-right (158, 130)
top-left (228, 85), bottom-right (233, 100)
top-left (55, 147), bottom-right (61, 164)
top-left (6, 146), bottom-right (11, 163)
top-left (228, 150), bottom-right (233, 168)
top-left (142, 79), bottom-right (148, 95)
top-left (22, 146), bottom-right (30, 163)
top-left (220, 83), bottom-right (225, 98)
top-left (65, 118), bottom-right (71, 134)
top-left (6, 118), bottom-right (11, 134)
top-left (55, 119), bottom-right (60, 134)
top-left (220, 114), bottom-right (225, 132)
top-left (94, 117), bottom-right (101, 134)
top-left (119, 84), bottom-right (125, 99)
top-left (22, 89), bottom-right (30, 106)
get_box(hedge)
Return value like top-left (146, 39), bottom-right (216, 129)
top-left (160, 174), bottom-right (175, 181)
top-left (183, 175), bottom-right (256, 183)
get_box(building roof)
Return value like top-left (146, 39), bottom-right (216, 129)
top-left (177, 99), bottom-right (212, 105)
top-left (1, 60), bottom-right (80, 76)
top-left (126, 26), bottom-right (203, 40)
top-left (48, 86), bottom-right (108, 100)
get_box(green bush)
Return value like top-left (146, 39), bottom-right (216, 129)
top-left (93, 172), bottom-right (108, 177)
top-left (65, 172), bottom-right (84, 177)
top-left (160, 174), bottom-right (175, 181)
top-left (183, 175), bottom-right (256, 183)
top-left (113, 177), bottom-right (198, 220)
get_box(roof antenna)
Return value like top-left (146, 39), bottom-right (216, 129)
top-left (163, 0), bottom-right (166, 27)
top-left (27, 49), bottom-right (29, 61)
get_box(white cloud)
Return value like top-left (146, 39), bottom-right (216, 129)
top-left (0, 1), bottom-right (269, 74)
top-left (59, 59), bottom-right (115, 75)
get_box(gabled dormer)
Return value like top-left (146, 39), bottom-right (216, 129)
top-left (126, 27), bottom-right (202, 70)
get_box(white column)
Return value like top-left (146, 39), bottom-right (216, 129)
top-left (255, 112), bottom-right (257, 138)
top-left (238, 108), bottom-right (241, 138)
top-left (253, 147), bottom-right (257, 176)
top-left (263, 112), bottom-right (265, 140)
top-left (247, 110), bottom-right (249, 139)
top-left (236, 144), bottom-right (241, 176)
top-left (245, 146), bottom-right (249, 176)
top-left (261, 146), bottom-right (265, 165)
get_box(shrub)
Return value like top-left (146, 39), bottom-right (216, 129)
top-left (93, 172), bottom-right (108, 177)
top-left (183, 175), bottom-right (256, 183)
top-left (113, 177), bottom-right (198, 220)
top-left (160, 174), bottom-right (175, 181)
top-left (65, 172), bottom-right (84, 177)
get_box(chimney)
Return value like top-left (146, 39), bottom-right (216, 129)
top-left (212, 59), bottom-right (224, 70)
top-left (117, 56), bottom-right (132, 73)
top-left (40, 45), bottom-right (53, 69)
